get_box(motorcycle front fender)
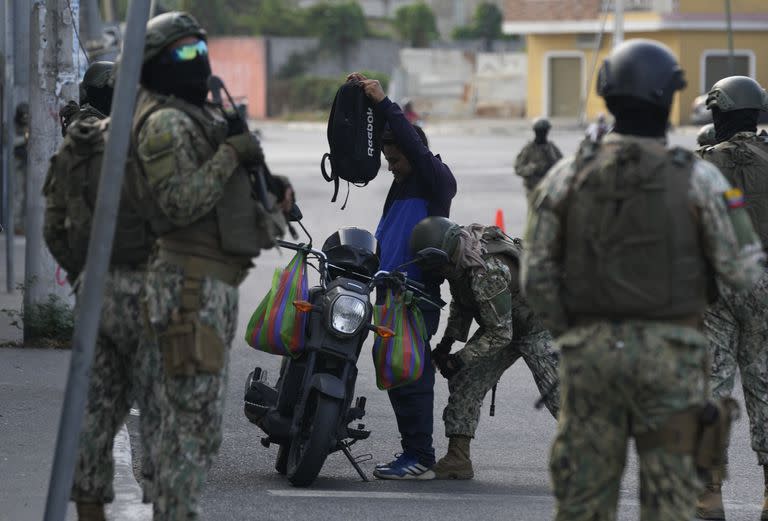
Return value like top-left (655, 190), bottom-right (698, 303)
top-left (308, 373), bottom-right (345, 401)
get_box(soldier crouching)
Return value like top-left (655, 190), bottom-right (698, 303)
top-left (408, 218), bottom-right (560, 480)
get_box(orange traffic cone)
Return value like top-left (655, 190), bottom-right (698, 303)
top-left (495, 209), bottom-right (505, 232)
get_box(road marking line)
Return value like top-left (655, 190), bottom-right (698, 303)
top-left (266, 490), bottom-right (547, 501)
top-left (266, 489), bottom-right (763, 512)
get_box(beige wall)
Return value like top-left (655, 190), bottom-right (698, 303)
top-left (527, 29), bottom-right (768, 125)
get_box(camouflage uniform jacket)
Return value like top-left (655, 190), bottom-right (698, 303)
top-left (445, 254), bottom-right (546, 366)
top-left (523, 133), bottom-right (765, 335)
top-left (514, 141), bottom-right (563, 185)
top-left (135, 88), bottom-right (240, 228)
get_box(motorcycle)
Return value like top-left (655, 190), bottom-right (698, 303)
top-left (243, 208), bottom-right (445, 487)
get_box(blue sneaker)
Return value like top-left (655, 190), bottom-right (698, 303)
top-left (373, 453), bottom-right (435, 480)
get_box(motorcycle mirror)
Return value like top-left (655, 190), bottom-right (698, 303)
top-left (416, 247), bottom-right (449, 265)
top-left (287, 204), bottom-right (303, 222)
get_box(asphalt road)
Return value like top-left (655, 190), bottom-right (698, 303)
top-left (129, 123), bottom-right (765, 521)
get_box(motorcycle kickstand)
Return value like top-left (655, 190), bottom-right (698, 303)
top-left (340, 441), bottom-right (369, 482)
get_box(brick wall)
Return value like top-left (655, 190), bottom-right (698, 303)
top-left (504, 0), bottom-right (601, 21)
top-left (208, 37), bottom-right (268, 119)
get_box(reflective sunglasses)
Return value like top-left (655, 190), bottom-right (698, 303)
top-left (171, 40), bottom-right (208, 62)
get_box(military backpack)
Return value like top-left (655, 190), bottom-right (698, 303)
top-left (702, 134), bottom-right (768, 251)
top-left (43, 112), bottom-right (152, 280)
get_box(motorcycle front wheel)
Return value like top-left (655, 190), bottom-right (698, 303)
top-left (286, 392), bottom-right (341, 487)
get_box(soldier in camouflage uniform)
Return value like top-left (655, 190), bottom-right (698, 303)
top-left (132, 12), bottom-right (289, 520)
top-left (514, 118), bottom-right (563, 198)
top-left (523, 40), bottom-right (765, 521)
top-left (40, 61), bottom-right (162, 521)
top-left (409, 217), bottom-right (560, 480)
top-left (696, 76), bottom-right (768, 521)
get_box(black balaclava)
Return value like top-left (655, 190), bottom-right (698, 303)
top-left (534, 129), bottom-right (549, 145)
top-left (141, 49), bottom-right (211, 106)
top-left (83, 85), bottom-right (113, 116)
top-left (606, 96), bottom-right (669, 138)
top-left (712, 107), bottom-right (759, 144)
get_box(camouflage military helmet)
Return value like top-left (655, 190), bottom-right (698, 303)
top-left (706, 76), bottom-right (768, 112)
top-left (82, 61), bottom-right (114, 89)
top-left (143, 11), bottom-right (207, 64)
top-left (409, 216), bottom-right (459, 260)
top-left (697, 123), bottom-right (716, 147)
top-left (597, 39), bottom-right (686, 109)
top-left (533, 118), bottom-right (551, 132)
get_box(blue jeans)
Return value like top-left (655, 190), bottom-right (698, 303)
top-left (385, 308), bottom-right (438, 467)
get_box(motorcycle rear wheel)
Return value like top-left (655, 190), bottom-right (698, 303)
top-left (286, 392), bottom-right (341, 487)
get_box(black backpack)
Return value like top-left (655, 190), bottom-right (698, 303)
top-left (321, 81), bottom-right (384, 208)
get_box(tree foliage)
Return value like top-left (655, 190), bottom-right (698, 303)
top-left (394, 2), bottom-right (438, 48)
top-left (309, 3), bottom-right (367, 55)
top-left (452, 2), bottom-right (504, 49)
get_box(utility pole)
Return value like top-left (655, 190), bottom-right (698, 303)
top-left (25, 0), bottom-right (79, 338)
top-left (2, 0), bottom-right (17, 293)
top-left (43, 2), bottom-right (151, 518)
top-left (81, 0), bottom-right (102, 58)
top-left (614, 0), bottom-right (625, 48)
top-left (13, 0), bottom-right (30, 104)
top-left (724, 0), bottom-right (735, 76)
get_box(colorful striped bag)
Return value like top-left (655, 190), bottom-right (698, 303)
top-left (371, 288), bottom-right (427, 390)
top-left (245, 252), bottom-right (309, 358)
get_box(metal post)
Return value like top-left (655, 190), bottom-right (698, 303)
top-left (614, 0), bottom-right (624, 48)
top-left (42, 0), bottom-right (150, 518)
top-left (25, 0), bottom-right (78, 338)
top-left (81, 0), bottom-right (103, 61)
top-left (3, 0), bottom-right (16, 293)
top-left (12, 0), bottom-right (29, 104)
top-left (725, 0), bottom-right (735, 76)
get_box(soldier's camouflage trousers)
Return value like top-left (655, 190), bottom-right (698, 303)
top-left (143, 257), bottom-right (239, 521)
top-left (552, 321), bottom-right (709, 521)
top-left (704, 268), bottom-right (768, 465)
top-left (443, 330), bottom-right (560, 438)
top-left (71, 267), bottom-right (162, 504)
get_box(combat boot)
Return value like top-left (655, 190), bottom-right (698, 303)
top-left (696, 470), bottom-right (725, 520)
top-left (432, 435), bottom-right (474, 480)
top-left (76, 501), bottom-right (106, 521)
top-left (761, 465), bottom-right (768, 521)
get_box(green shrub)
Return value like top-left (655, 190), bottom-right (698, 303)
top-left (271, 71), bottom-right (390, 115)
top-left (2, 284), bottom-right (74, 348)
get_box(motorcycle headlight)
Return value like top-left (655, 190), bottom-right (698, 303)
top-left (329, 295), bottom-right (367, 336)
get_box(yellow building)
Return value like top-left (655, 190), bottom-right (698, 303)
top-left (504, 0), bottom-right (768, 125)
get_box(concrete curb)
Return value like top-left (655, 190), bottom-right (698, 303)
top-left (106, 425), bottom-right (150, 520)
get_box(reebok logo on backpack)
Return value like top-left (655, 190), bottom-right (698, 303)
top-left (321, 81), bottom-right (384, 209)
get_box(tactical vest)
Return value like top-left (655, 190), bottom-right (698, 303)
top-left (129, 89), bottom-right (281, 266)
top-left (702, 134), bottom-right (768, 251)
top-left (42, 110), bottom-right (153, 279)
top-left (562, 139), bottom-right (711, 321)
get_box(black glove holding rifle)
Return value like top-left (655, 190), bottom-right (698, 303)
top-left (207, 76), bottom-right (298, 239)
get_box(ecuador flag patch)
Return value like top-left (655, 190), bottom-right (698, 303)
top-left (724, 188), bottom-right (746, 209)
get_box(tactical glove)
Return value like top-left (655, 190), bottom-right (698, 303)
top-left (225, 132), bottom-right (264, 166)
top-left (225, 113), bottom-right (248, 137)
top-left (436, 353), bottom-right (465, 380)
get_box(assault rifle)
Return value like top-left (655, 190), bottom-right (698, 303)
top-left (207, 75), bottom-right (297, 239)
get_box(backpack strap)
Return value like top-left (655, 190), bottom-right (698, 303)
top-left (320, 152), bottom-right (339, 203)
top-left (742, 140), bottom-right (768, 165)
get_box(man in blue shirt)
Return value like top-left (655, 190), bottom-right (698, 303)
top-left (348, 72), bottom-right (457, 480)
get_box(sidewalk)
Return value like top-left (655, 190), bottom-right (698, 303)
top-left (0, 236), bottom-right (149, 520)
